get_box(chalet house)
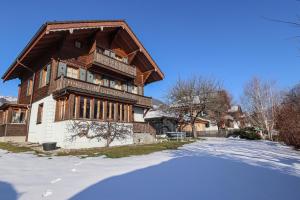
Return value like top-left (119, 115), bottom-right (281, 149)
top-left (0, 20), bottom-right (163, 148)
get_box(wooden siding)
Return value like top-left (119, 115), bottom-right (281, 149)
top-left (133, 122), bottom-right (156, 134)
top-left (0, 124), bottom-right (27, 137)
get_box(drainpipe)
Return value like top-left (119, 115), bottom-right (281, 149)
top-left (16, 59), bottom-right (35, 142)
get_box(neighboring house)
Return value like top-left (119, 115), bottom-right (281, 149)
top-left (144, 102), bottom-right (177, 135)
top-left (227, 105), bottom-right (245, 129)
top-left (0, 20), bottom-right (164, 148)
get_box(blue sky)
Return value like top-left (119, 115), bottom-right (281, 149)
top-left (0, 0), bottom-right (299, 103)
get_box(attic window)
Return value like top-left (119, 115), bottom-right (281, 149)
top-left (75, 41), bottom-right (82, 48)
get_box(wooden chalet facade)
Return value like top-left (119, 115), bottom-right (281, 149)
top-left (0, 20), bottom-right (163, 148)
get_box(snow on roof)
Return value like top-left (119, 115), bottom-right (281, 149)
top-left (144, 109), bottom-right (176, 119)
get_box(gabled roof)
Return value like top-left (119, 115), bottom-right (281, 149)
top-left (2, 20), bottom-right (164, 82)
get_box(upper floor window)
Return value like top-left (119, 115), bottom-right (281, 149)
top-left (26, 78), bottom-right (33, 96)
top-left (67, 66), bottom-right (79, 79)
top-left (93, 74), bottom-right (102, 85)
top-left (39, 64), bottom-right (51, 88)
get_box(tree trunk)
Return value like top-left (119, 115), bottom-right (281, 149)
top-left (192, 123), bottom-right (197, 138)
top-left (106, 138), bottom-right (112, 147)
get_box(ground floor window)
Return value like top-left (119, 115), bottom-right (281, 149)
top-left (37, 103), bottom-right (43, 124)
top-left (66, 95), bottom-right (132, 122)
top-left (11, 109), bottom-right (27, 124)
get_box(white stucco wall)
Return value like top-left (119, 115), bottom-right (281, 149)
top-left (28, 95), bottom-right (134, 149)
top-left (133, 106), bottom-right (145, 122)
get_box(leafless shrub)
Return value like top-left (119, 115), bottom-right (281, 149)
top-left (68, 120), bottom-right (132, 147)
top-left (277, 84), bottom-right (300, 148)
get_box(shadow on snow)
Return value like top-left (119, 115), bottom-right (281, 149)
top-left (70, 155), bottom-right (300, 200)
top-left (0, 181), bottom-right (18, 200)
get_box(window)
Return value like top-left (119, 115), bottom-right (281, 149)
top-left (114, 80), bottom-right (122, 90)
top-left (79, 97), bottom-right (84, 118)
top-left (75, 41), bottom-right (82, 48)
top-left (11, 109), bottom-right (26, 124)
top-left (128, 84), bottom-right (133, 93)
top-left (110, 80), bottom-right (115, 88)
top-left (107, 102), bottom-right (110, 119)
top-left (103, 77), bottom-right (109, 87)
top-left (132, 86), bottom-right (138, 94)
top-left (94, 100), bottom-right (98, 119)
top-left (93, 74), bottom-right (102, 85)
top-left (26, 78), bottom-right (33, 96)
top-left (122, 83), bottom-right (128, 92)
top-left (67, 67), bottom-right (79, 79)
top-left (111, 103), bottom-right (115, 120)
top-left (37, 103), bottom-right (43, 124)
top-left (57, 99), bottom-right (66, 121)
top-left (86, 97), bottom-right (91, 119)
top-left (205, 122), bottom-right (210, 128)
top-left (79, 96), bottom-right (91, 119)
top-left (39, 64), bottom-right (51, 88)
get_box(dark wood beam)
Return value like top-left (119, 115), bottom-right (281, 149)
top-left (109, 27), bottom-right (122, 49)
top-left (127, 49), bottom-right (140, 64)
top-left (142, 69), bottom-right (154, 84)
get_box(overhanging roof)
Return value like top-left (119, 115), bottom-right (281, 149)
top-left (2, 20), bottom-right (164, 83)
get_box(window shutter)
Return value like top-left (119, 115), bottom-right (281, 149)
top-left (79, 68), bottom-right (86, 81)
top-left (38, 70), bottom-right (43, 88)
top-left (87, 71), bottom-right (94, 83)
top-left (46, 64), bottom-right (51, 84)
top-left (57, 62), bottom-right (67, 77)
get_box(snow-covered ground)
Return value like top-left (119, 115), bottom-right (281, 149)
top-left (0, 138), bottom-right (300, 200)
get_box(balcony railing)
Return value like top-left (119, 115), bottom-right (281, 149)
top-left (54, 77), bottom-right (152, 107)
top-left (93, 51), bottom-right (136, 77)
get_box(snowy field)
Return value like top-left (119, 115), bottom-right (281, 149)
top-left (1, 138), bottom-right (300, 200)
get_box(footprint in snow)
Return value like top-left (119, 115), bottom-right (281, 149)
top-left (51, 178), bottom-right (62, 184)
top-left (42, 189), bottom-right (52, 197)
top-left (74, 162), bottom-right (82, 166)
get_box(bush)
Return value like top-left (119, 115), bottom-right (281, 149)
top-left (227, 127), bottom-right (262, 140)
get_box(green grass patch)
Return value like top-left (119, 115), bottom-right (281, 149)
top-left (56, 140), bottom-right (193, 158)
top-left (0, 142), bottom-right (34, 153)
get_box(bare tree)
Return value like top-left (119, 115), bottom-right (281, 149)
top-left (209, 90), bottom-right (232, 130)
top-left (165, 76), bottom-right (223, 137)
top-left (241, 77), bottom-right (281, 140)
top-left (277, 83), bottom-right (300, 148)
top-left (68, 120), bottom-right (132, 147)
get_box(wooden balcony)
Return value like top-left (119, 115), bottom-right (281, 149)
top-left (54, 77), bottom-right (152, 107)
top-left (93, 52), bottom-right (136, 78)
